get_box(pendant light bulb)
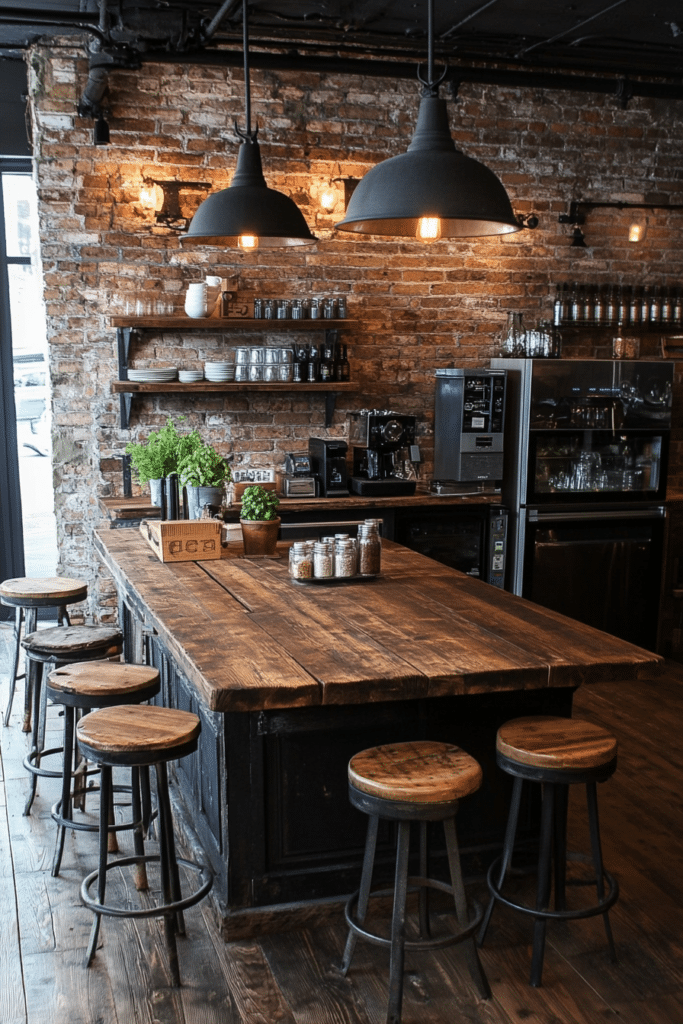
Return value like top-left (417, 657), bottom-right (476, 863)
top-left (238, 234), bottom-right (259, 251)
top-left (416, 217), bottom-right (441, 243)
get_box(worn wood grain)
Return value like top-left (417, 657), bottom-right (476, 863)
top-left (348, 740), bottom-right (483, 802)
top-left (0, 576), bottom-right (88, 603)
top-left (96, 529), bottom-right (661, 716)
top-left (496, 715), bottom-right (617, 769)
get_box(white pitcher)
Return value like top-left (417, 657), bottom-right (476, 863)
top-left (184, 282), bottom-right (208, 318)
top-left (205, 275), bottom-right (222, 318)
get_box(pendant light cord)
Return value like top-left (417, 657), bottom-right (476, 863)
top-left (417, 0), bottom-right (447, 97)
top-left (235, 0), bottom-right (257, 142)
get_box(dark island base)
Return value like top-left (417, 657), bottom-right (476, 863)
top-left (145, 631), bottom-right (573, 939)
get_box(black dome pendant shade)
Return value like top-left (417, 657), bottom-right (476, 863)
top-left (336, 0), bottom-right (520, 240)
top-left (182, 0), bottom-right (316, 249)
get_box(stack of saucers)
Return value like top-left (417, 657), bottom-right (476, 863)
top-left (127, 367), bottom-right (178, 383)
top-left (204, 360), bottom-right (236, 382)
top-left (178, 369), bottom-right (204, 383)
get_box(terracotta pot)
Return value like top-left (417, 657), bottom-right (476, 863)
top-left (240, 517), bottom-right (281, 557)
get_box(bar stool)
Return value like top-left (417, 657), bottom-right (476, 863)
top-left (22, 624), bottom-right (123, 816)
top-left (477, 715), bottom-right (619, 988)
top-left (342, 740), bottom-right (491, 1024)
top-left (77, 704), bottom-right (213, 987)
top-left (0, 575), bottom-right (88, 729)
top-left (47, 660), bottom-right (161, 877)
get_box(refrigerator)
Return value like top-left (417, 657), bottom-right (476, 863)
top-left (490, 358), bottom-right (673, 651)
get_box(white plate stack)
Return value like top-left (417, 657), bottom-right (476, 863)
top-left (204, 360), bottom-right (236, 382)
top-left (178, 369), bottom-right (204, 383)
top-left (127, 367), bottom-right (178, 382)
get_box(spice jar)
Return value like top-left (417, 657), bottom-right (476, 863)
top-left (289, 542), bottom-right (313, 580)
top-left (358, 523), bottom-right (381, 576)
top-left (313, 541), bottom-right (334, 578)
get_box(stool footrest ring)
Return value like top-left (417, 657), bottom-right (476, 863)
top-left (345, 877), bottom-right (483, 952)
top-left (81, 853), bottom-right (213, 920)
top-left (51, 783), bottom-right (142, 835)
top-left (486, 855), bottom-right (619, 921)
top-left (23, 746), bottom-right (64, 780)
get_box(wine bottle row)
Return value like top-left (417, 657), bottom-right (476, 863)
top-left (553, 283), bottom-right (683, 328)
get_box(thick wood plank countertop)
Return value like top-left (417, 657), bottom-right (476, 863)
top-left (95, 529), bottom-right (661, 714)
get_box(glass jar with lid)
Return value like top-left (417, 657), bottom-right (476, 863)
top-left (313, 541), bottom-right (334, 578)
top-left (289, 542), bottom-right (313, 580)
top-left (334, 539), bottom-right (356, 578)
top-left (358, 523), bottom-right (381, 576)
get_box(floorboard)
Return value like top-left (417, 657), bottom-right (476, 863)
top-left (1, 642), bottom-right (683, 1024)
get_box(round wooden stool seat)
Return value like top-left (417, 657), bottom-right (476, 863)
top-left (349, 740), bottom-right (483, 805)
top-left (497, 716), bottom-right (618, 772)
top-left (0, 575), bottom-right (88, 607)
top-left (48, 661), bottom-right (160, 705)
top-left (23, 624), bottom-right (122, 658)
top-left (77, 705), bottom-right (201, 766)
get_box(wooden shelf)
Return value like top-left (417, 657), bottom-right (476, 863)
top-left (112, 381), bottom-right (356, 394)
top-left (110, 316), bottom-right (356, 330)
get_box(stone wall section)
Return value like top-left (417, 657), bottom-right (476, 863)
top-left (27, 41), bottom-right (683, 620)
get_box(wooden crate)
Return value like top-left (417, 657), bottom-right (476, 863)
top-left (140, 519), bottom-right (223, 562)
top-left (229, 480), bottom-right (278, 501)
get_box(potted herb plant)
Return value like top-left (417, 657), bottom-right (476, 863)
top-left (178, 441), bottom-right (232, 519)
top-left (239, 484), bottom-right (281, 556)
top-left (125, 417), bottom-right (202, 505)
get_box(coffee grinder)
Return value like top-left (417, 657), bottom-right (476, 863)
top-left (308, 437), bottom-right (349, 497)
top-left (348, 410), bottom-right (418, 496)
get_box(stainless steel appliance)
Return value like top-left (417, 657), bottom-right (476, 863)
top-left (433, 368), bottom-right (506, 491)
top-left (393, 504), bottom-right (508, 588)
top-left (308, 437), bottom-right (349, 497)
top-left (348, 410), bottom-right (418, 496)
top-left (279, 452), bottom-right (317, 496)
top-left (491, 357), bottom-right (673, 649)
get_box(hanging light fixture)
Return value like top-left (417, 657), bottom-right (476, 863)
top-left (181, 0), bottom-right (316, 249)
top-left (335, 0), bottom-right (521, 241)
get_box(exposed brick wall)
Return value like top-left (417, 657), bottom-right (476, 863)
top-left (27, 41), bottom-right (683, 620)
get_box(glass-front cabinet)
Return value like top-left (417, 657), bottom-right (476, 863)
top-left (522, 360), bottom-right (672, 505)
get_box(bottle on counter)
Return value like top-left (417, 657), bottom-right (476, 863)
top-left (618, 285), bottom-right (630, 327)
top-left (629, 285), bottom-right (641, 326)
top-left (641, 285), bottom-right (651, 324)
top-left (661, 287), bottom-right (673, 324)
top-left (593, 285), bottom-right (605, 327)
top-left (673, 288), bottom-right (683, 325)
top-left (649, 285), bottom-right (661, 324)
top-left (553, 284), bottom-right (563, 327)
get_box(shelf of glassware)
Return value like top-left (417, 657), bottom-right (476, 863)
top-left (110, 316), bottom-right (357, 429)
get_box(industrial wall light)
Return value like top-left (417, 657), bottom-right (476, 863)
top-left (182, 0), bottom-right (316, 249)
top-left (559, 199), bottom-right (683, 246)
top-left (335, 0), bottom-right (521, 241)
top-left (140, 179), bottom-right (211, 230)
top-left (318, 177), bottom-right (360, 214)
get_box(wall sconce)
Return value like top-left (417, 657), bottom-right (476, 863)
top-left (317, 177), bottom-right (360, 215)
top-left (628, 215), bottom-right (648, 243)
top-left (140, 178), bottom-right (211, 230)
top-left (559, 199), bottom-right (683, 246)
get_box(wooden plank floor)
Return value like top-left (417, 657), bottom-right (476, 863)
top-left (1, 638), bottom-right (682, 1024)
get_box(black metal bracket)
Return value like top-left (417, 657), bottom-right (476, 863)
top-left (117, 327), bottom-right (137, 430)
top-left (324, 392), bottom-right (338, 429)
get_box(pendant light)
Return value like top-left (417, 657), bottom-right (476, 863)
top-left (181, 0), bottom-right (316, 250)
top-left (335, 0), bottom-right (520, 241)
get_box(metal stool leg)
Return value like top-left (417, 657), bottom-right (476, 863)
top-left (553, 785), bottom-right (569, 911)
top-left (443, 817), bottom-right (491, 999)
top-left (3, 606), bottom-right (23, 727)
top-left (52, 705), bottom-right (75, 876)
top-left (586, 781), bottom-right (618, 962)
top-left (530, 782), bottom-right (556, 988)
top-left (155, 762), bottom-right (182, 986)
top-left (418, 820), bottom-right (431, 939)
top-left (131, 767), bottom-right (149, 891)
top-left (24, 660), bottom-right (45, 815)
top-left (478, 774), bottom-right (523, 945)
top-left (387, 819), bottom-right (411, 1024)
top-left (85, 763), bottom-right (111, 967)
top-left (341, 814), bottom-right (379, 974)
top-left (21, 607), bottom-right (38, 732)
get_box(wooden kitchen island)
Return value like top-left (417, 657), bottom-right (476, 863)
top-left (95, 528), bottom-right (660, 939)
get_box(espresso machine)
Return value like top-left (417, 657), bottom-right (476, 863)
top-left (308, 437), bottom-right (349, 497)
top-left (431, 368), bottom-right (506, 494)
top-left (348, 410), bottom-right (418, 496)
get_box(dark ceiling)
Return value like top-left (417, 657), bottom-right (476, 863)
top-left (1, 1), bottom-right (683, 98)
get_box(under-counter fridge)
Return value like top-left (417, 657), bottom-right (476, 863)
top-left (490, 358), bottom-right (673, 651)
